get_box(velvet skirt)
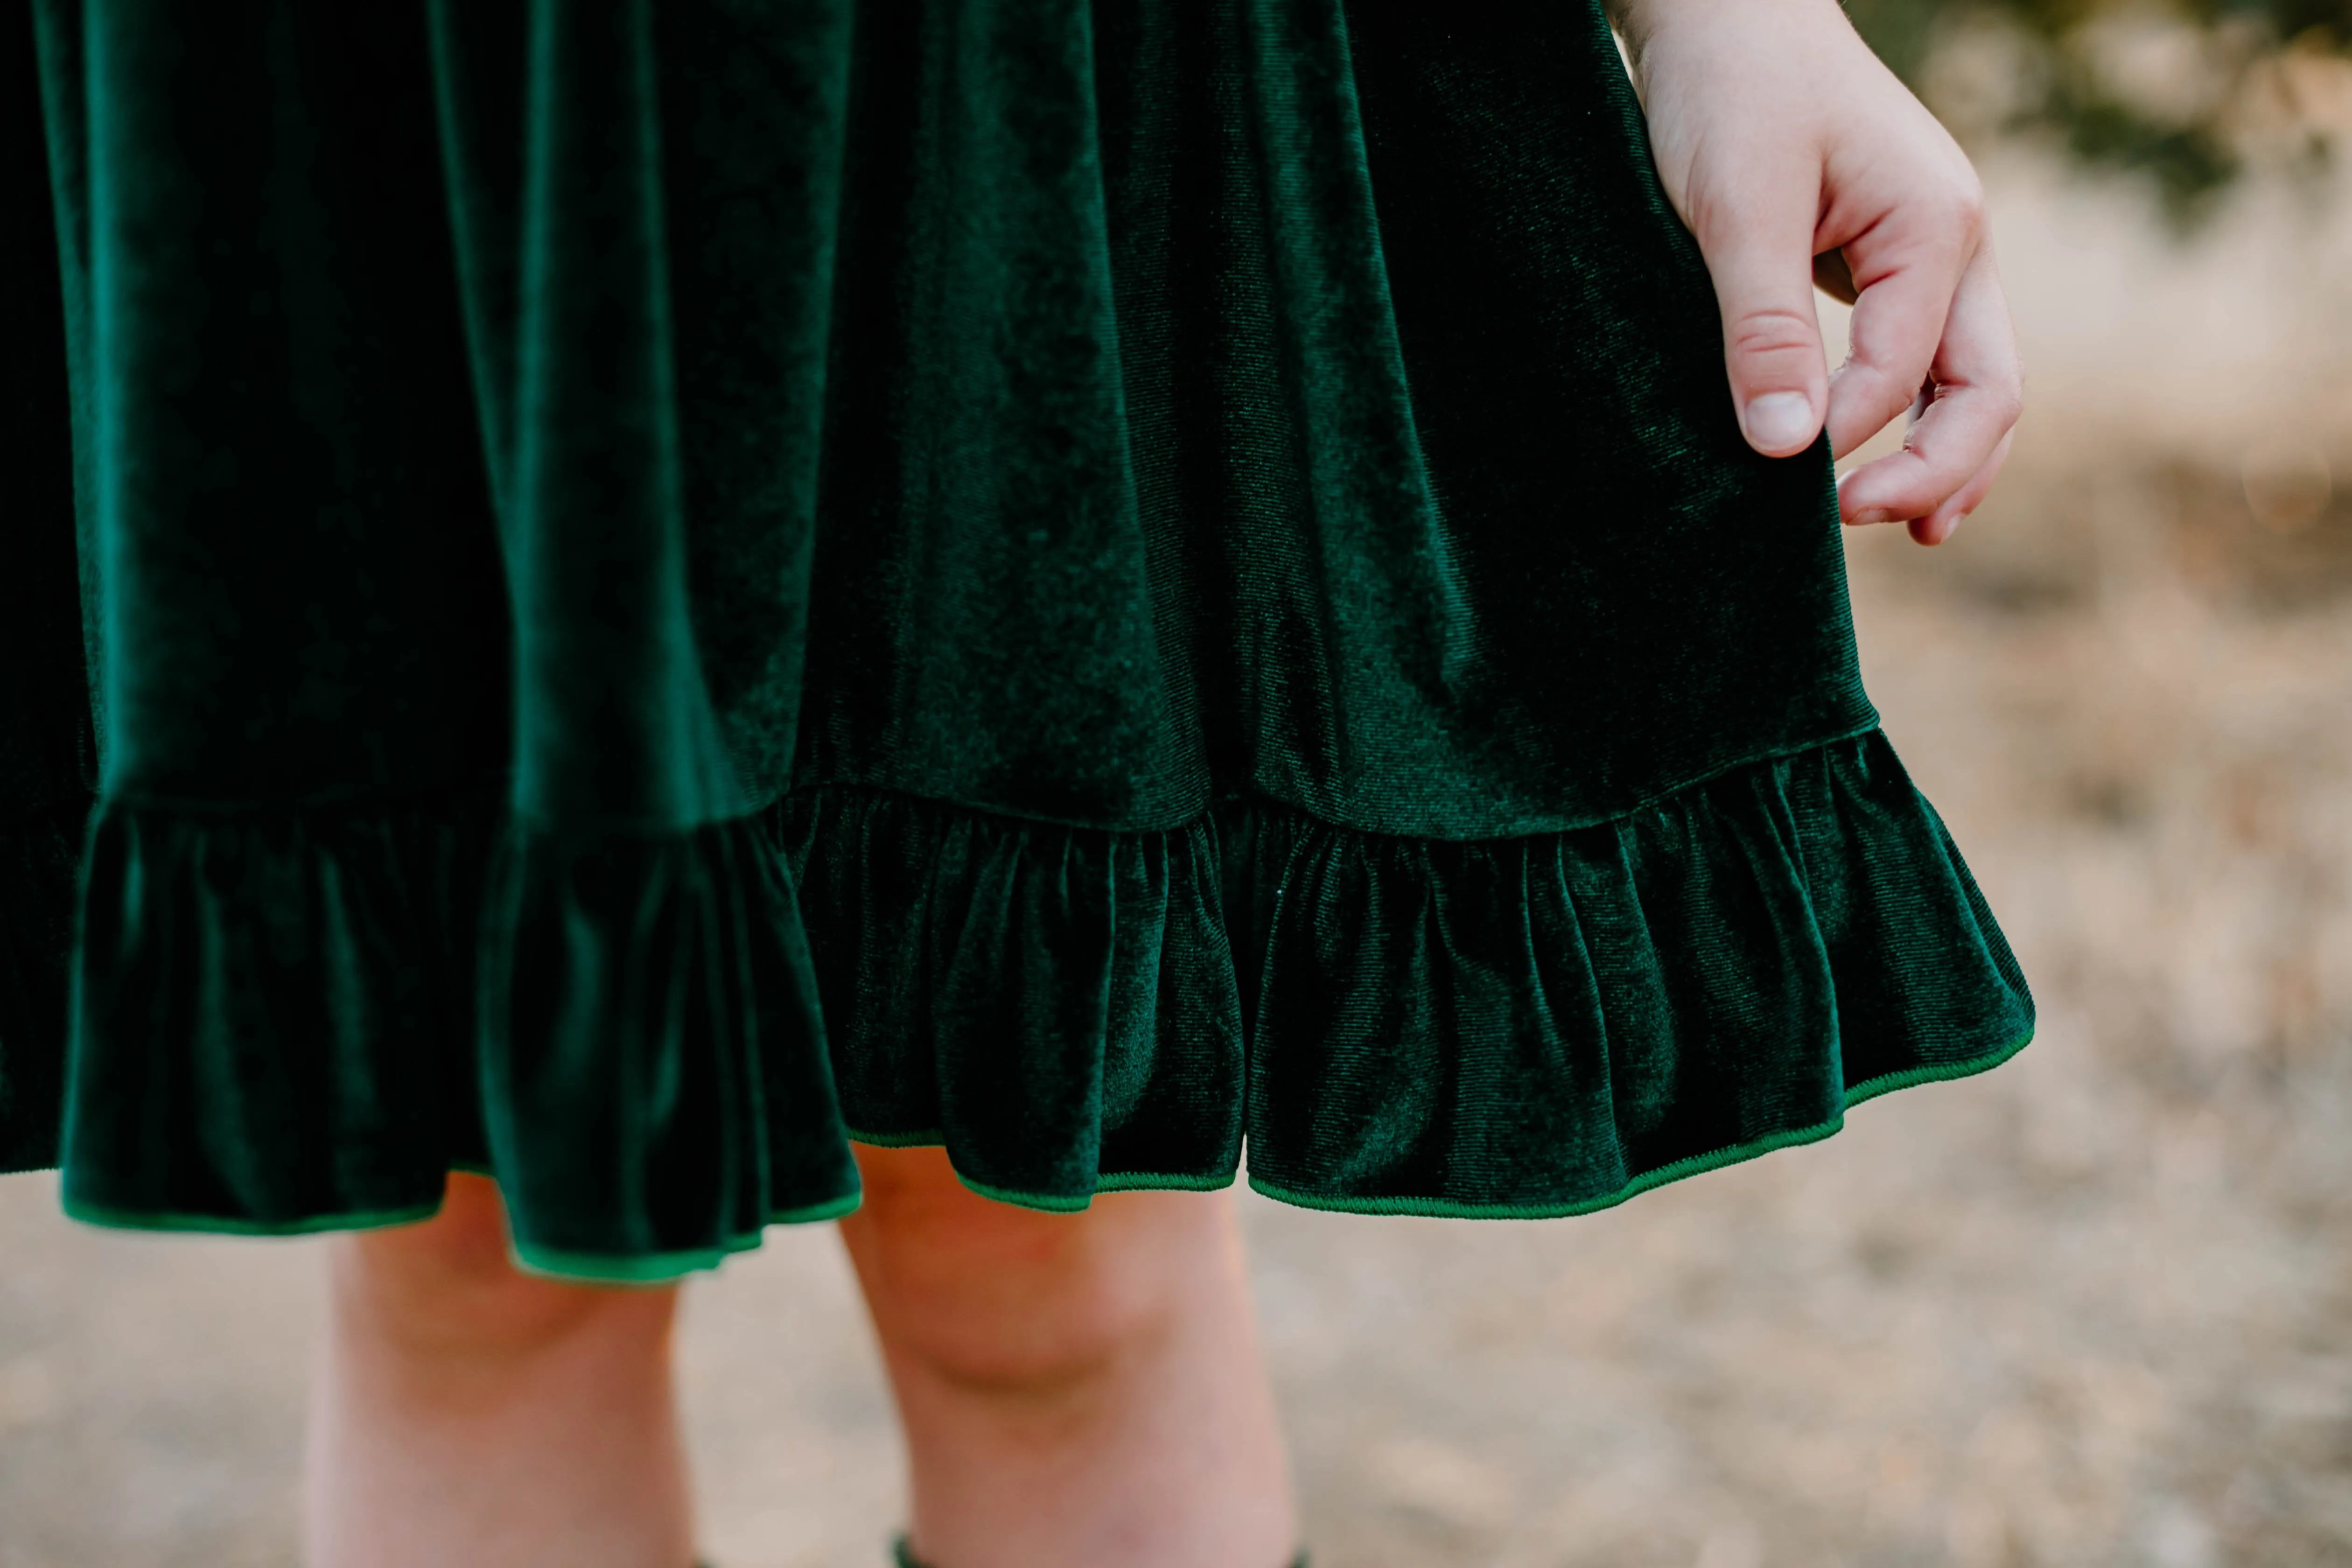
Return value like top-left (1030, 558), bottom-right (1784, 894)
top-left (0, 0), bottom-right (2034, 1280)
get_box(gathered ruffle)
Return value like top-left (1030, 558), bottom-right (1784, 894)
top-left (58, 791), bottom-right (861, 1281)
top-left (46, 728), bottom-right (2029, 1281)
top-left (771, 785), bottom-right (1246, 1208)
top-left (785, 728), bottom-right (2033, 1219)
top-left (1225, 729), bottom-right (2033, 1215)
top-left (476, 815), bottom-right (859, 1279)
top-left (62, 794), bottom-right (501, 1238)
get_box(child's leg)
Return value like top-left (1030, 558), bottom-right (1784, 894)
top-left (840, 1147), bottom-right (1297, 1568)
top-left (300, 1173), bottom-right (696, 1568)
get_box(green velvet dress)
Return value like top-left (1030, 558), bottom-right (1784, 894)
top-left (1, 0), bottom-right (2033, 1282)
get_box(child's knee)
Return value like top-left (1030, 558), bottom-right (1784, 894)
top-left (840, 1146), bottom-right (1211, 1394)
top-left (329, 1172), bottom-right (675, 1358)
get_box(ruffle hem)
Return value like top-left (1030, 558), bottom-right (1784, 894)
top-left (38, 728), bottom-right (2030, 1281)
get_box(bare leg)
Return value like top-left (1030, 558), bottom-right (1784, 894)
top-left (301, 1173), bottom-right (696, 1568)
top-left (839, 1147), bottom-right (1296, 1568)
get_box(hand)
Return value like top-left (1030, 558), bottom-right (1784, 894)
top-left (1610, 0), bottom-right (2023, 545)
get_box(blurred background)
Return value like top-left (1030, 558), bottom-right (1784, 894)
top-left (6, 3), bottom-right (2352, 1564)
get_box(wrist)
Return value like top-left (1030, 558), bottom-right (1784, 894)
top-left (1605, 0), bottom-right (1859, 74)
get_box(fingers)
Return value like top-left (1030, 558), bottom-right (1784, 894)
top-left (1691, 162), bottom-right (1832, 458)
top-left (1908, 428), bottom-right (2012, 544)
top-left (1837, 245), bottom-right (2023, 535)
top-left (1822, 189), bottom-right (1978, 460)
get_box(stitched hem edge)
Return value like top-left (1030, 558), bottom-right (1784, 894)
top-left (844, 1128), bottom-right (1239, 1210)
top-left (60, 1194), bottom-right (446, 1237)
top-left (1246, 1029), bottom-right (2035, 1219)
top-left (59, 1181), bottom-right (865, 1285)
top-left (43, 1032), bottom-right (2030, 1272)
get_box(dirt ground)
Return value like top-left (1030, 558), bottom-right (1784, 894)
top-left (5, 156), bottom-right (2352, 1568)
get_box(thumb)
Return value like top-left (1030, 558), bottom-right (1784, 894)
top-left (1689, 168), bottom-right (1830, 458)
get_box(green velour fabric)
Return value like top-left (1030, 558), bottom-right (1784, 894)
top-left (0, 2), bottom-right (91, 1172)
top-left (778, 730), bottom-right (2031, 1215)
top-left (3, 0), bottom-right (2033, 1282)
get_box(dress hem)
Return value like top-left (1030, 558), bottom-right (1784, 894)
top-left (44, 1029), bottom-right (2030, 1280)
top-left (23, 726), bottom-right (2034, 1280)
top-left (1243, 1027), bottom-right (2035, 1220)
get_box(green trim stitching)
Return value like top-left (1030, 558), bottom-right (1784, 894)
top-left (951, 1169), bottom-right (1237, 1210)
top-left (50, 1031), bottom-right (2029, 1274)
top-left (61, 1193), bottom-right (444, 1237)
top-left (509, 1235), bottom-right (762, 1285)
top-left (769, 1189), bottom-right (865, 1225)
top-left (63, 1177), bottom-right (864, 1287)
top-left (1840, 1031), bottom-right (2035, 1107)
top-left (507, 1190), bottom-right (863, 1284)
top-left (846, 1128), bottom-right (1239, 1211)
top-left (1092, 1170), bottom-right (1235, 1195)
top-left (844, 1126), bottom-right (946, 1148)
top-left (950, 1175), bottom-right (1095, 1212)
top-left (1247, 1029), bottom-right (2033, 1221)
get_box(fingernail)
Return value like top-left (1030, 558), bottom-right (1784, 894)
top-left (1850, 508), bottom-right (1890, 526)
top-left (1743, 392), bottom-right (1815, 453)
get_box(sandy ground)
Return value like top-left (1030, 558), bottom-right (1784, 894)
top-left (6, 159), bottom-right (2352, 1568)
